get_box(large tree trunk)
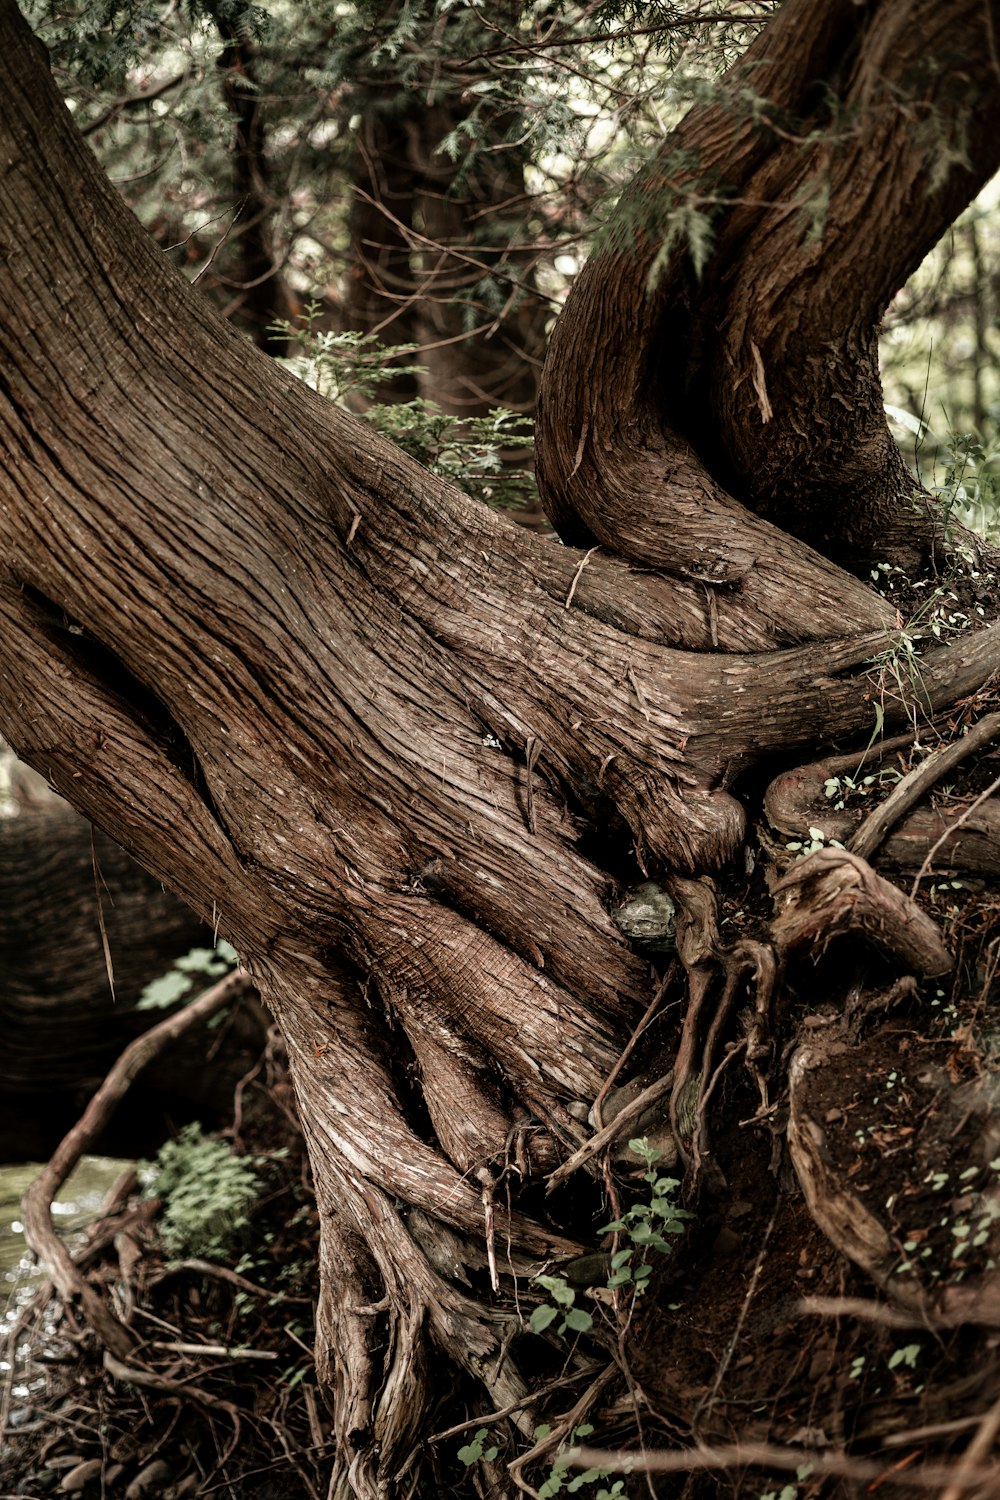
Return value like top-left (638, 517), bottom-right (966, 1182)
top-left (1, 1), bottom-right (999, 1494)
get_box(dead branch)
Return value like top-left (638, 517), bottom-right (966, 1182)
top-left (851, 711), bottom-right (1000, 861)
top-left (564, 1440), bottom-right (999, 1489)
top-left (544, 1072), bottom-right (674, 1193)
top-left (772, 847), bottom-right (952, 975)
top-left (20, 970), bottom-right (250, 1358)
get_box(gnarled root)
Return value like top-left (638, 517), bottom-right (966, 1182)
top-left (771, 846), bottom-right (952, 977)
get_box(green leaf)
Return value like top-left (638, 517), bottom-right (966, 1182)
top-left (562, 1307), bottom-right (594, 1333)
top-left (137, 970), bottom-right (192, 1010)
top-left (175, 947), bottom-right (225, 973)
top-left (529, 1304), bottom-right (559, 1334)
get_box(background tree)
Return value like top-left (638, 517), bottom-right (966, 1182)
top-left (2, 1), bottom-right (1000, 1496)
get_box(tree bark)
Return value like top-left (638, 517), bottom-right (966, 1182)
top-left (537, 0), bottom-right (1000, 574)
top-left (1, 0), bottom-right (999, 1492)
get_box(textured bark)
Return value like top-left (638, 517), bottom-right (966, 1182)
top-left (537, 0), bottom-right (1000, 576)
top-left (1, 1), bottom-right (1000, 1492)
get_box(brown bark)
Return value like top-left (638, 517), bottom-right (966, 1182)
top-left (1, 1), bottom-right (1000, 1492)
top-left (537, 0), bottom-right (1000, 576)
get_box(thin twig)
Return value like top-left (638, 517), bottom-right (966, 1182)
top-left (151, 1341), bottom-right (279, 1360)
top-left (90, 826), bottom-right (115, 1002)
top-left (910, 771), bottom-right (1000, 896)
top-left (851, 711), bottom-right (1000, 861)
top-left (692, 1196), bottom-right (780, 1433)
top-left (546, 1072), bottom-right (674, 1194)
top-left (796, 1295), bottom-right (939, 1329)
top-left (21, 970), bottom-right (250, 1357)
top-left (936, 1386), bottom-right (1000, 1500)
top-left (507, 1364), bottom-right (617, 1482)
top-left (524, 734), bottom-right (541, 835)
top-left (565, 1440), bottom-right (998, 1489)
top-left (564, 546), bottom-right (598, 610)
top-left (428, 1368), bottom-right (598, 1443)
top-left (592, 966), bottom-right (675, 1134)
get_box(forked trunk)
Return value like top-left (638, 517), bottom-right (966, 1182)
top-left (1, 1), bottom-right (999, 1493)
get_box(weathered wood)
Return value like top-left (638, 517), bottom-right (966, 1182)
top-left (0, 0), bottom-right (998, 1489)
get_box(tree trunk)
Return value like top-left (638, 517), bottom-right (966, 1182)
top-left (1, 1), bottom-right (999, 1493)
top-left (204, 3), bottom-right (292, 354)
top-left (339, 6), bottom-right (548, 419)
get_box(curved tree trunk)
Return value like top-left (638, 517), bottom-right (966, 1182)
top-left (1, 1), bottom-right (999, 1494)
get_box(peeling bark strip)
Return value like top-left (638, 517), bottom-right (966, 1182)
top-left (1, 0), bottom-right (1000, 1493)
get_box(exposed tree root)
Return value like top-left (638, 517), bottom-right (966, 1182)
top-left (766, 716), bottom-right (1000, 878)
top-left (771, 847), bottom-right (953, 977)
top-left (565, 1437), bottom-right (1000, 1490)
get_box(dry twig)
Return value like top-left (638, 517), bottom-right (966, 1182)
top-left (21, 970), bottom-right (250, 1357)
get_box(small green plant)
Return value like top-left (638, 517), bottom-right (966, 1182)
top-left (784, 826), bottom-right (844, 858)
top-left (137, 940), bottom-right (238, 1010)
top-left (457, 1428), bottom-right (499, 1467)
top-left (529, 1274), bottom-right (594, 1337)
top-left (822, 767), bottom-right (901, 810)
top-left (932, 432), bottom-right (1000, 546)
top-left (537, 1423), bottom-right (614, 1498)
top-left (272, 306), bottom-right (536, 511)
top-left (600, 1138), bottom-right (691, 1293)
top-left (143, 1122), bottom-right (262, 1260)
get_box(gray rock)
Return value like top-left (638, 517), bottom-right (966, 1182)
top-left (612, 882), bottom-right (676, 951)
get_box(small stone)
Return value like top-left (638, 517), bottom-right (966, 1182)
top-left (46, 1457), bottom-right (86, 1472)
top-left (562, 1252), bottom-right (612, 1287)
top-left (825, 1108), bottom-right (844, 1123)
top-left (612, 882), bottom-right (676, 951)
top-left (60, 1459), bottom-right (103, 1493)
top-left (125, 1461), bottom-right (171, 1499)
